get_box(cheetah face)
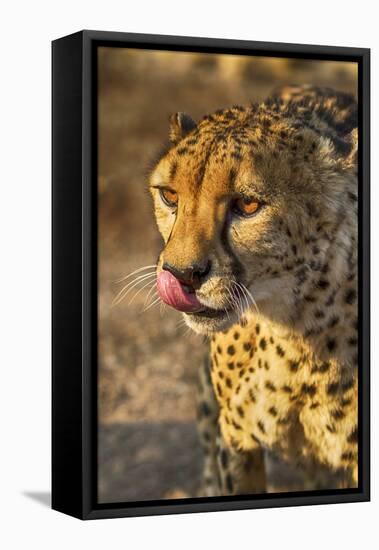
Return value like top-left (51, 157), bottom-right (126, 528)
top-left (149, 109), bottom-right (355, 334)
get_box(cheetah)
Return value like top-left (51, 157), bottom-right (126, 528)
top-left (149, 85), bottom-right (358, 495)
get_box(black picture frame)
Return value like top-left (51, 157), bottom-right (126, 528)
top-left (52, 30), bottom-right (370, 520)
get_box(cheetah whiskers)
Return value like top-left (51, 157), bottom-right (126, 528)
top-left (225, 286), bottom-right (241, 317)
top-left (112, 272), bottom-right (156, 307)
top-left (114, 264), bottom-right (157, 284)
top-left (143, 283), bottom-right (158, 309)
top-left (231, 281), bottom-right (260, 317)
top-left (240, 282), bottom-right (260, 315)
top-left (141, 289), bottom-right (159, 311)
top-left (142, 295), bottom-right (163, 313)
top-left (128, 277), bottom-right (157, 306)
top-left (230, 282), bottom-right (246, 317)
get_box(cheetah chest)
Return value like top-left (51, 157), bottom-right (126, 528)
top-left (210, 317), bottom-right (357, 472)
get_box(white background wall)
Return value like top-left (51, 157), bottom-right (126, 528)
top-left (0, 1), bottom-right (376, 548)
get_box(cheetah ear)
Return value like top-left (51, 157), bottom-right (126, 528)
top-left (169, 112), bottom-right (196, 144)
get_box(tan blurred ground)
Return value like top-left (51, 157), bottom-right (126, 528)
top-left (98, 47), bottom-right (357, 503)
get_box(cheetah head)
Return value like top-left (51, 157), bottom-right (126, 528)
top-left (149, 101), bottom-right (357, 335)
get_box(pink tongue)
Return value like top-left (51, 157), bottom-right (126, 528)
top-left (157, 270), bottom-right (203, 312)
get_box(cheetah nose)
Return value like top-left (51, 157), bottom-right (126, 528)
top-left (157, 270), bottom-right (204, 312)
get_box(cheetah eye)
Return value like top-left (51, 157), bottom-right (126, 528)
top-left (159, 188), bottom-right (178, 208)
top-left (232, 196), bottom-right (261, 217)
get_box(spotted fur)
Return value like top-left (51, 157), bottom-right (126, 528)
top-left (150, 85), bottom-right (358, 494)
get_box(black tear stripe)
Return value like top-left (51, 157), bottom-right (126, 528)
top-left (220, 215), bottom-right (245, 283)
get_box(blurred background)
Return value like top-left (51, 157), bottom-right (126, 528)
top-left (98, 47), bottom-right (357, 503)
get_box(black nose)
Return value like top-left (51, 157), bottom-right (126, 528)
top-left (162, 260), bottom-right (211, 286)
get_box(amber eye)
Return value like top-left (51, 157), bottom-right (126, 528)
top-left (160, 188), bottom-right (178, 208)
top-left (232, 196), bottom-right (261, 217)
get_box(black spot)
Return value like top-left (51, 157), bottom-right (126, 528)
top-left (345, 289), bottom-right (357, 305)
top-left (233, 332), bottom-right (240, 340)
top-left (347, 427), bottom-right (358, 444)
top-left (348, 337), bottom-right (358, 346)
top-left (248, 389), bottom-right (256, 403)
top-left (268, 406), bottom-right (278, 417)
top-left (342, 379), bottom-right (354, 392)
top-left (243, 342), bottom-right (252, 351)
top-left (216, 383), bottom-right (223, 398)
top-left (186, 138), bottom-right (198, 146)
top-left (301, 383), bottom-right (317, 397)
top-left (327, 382), bottom-right (339, 395)
top-left (227, 345), bottom-right (236, 356)
top-left (326, 338), bottom-right (337, 352)
top-left (341, 451), bottom-right (354, 462)
top-left (169, 161), bottom-right (178, 180)
top-left (220, 449), bottom-right (229, 469)
top-left (325, 291), bottom-right (336, 306)
top-left (288, 360), bottom-right (299, 372)
top-left (227, 361), bottom-right (235, 370)
top-left (213, 354), bottom-right (218, 368)
top-left (276, 345), bottom-right (285, 357)
top-left (259, 338), bottom-right (267, 350)
top-left (232, 420), bottom-right (242, 430)
top-left (257, 420), bottom-right (266, 434)
top-left (348, 192), bottom-right (357, 203)
top-left (200, 401), bottom-right (211, 416)
top-left (226, 377), bottom-right (233, 389)
top-left (310, 402), bottom-right (320, 409)
top-left (255, 324), bottom-right (260, 335)
top-left (328, 316), bottom-right (339, 328)
top-left (217, 345), bottom-right (222, 354)
top-left (282, 385), bottom-right (293, 393)
top-left (306, 201), bottom-right (318, 217)
top-left (226, 473), bottom-right (234, 493)
top-left (326, 424), bottom-right (336, 434)
top-left (251, 433), bottom-right (260, 444)
top-left (236, 406), bottom-right (245, 418)
top-left (265, 381), bottom-right (277, 392)
top-left (317, 278), bottom-right (330, 290)
top-left (231, 152), bottom-right (242, 160)
top-left (311, 361), bottom-right (330, 374)
top-left (340, 397), bottom-right (352, 407)
top-left (332, 408), bottom-right (345, 421)
top-left (314, 309), bottom-right (325, 319)
top-left (296, 266), bottom-right (308, 284)
top-left (264, 361), bottom-right (270, 370)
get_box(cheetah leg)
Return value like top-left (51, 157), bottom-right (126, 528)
top-left (216, 434), bottom-right (267, 495)
top-left (197, 357), bottom-right (267, 496)
top-left (197, 357), bottom-right (222, 497)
